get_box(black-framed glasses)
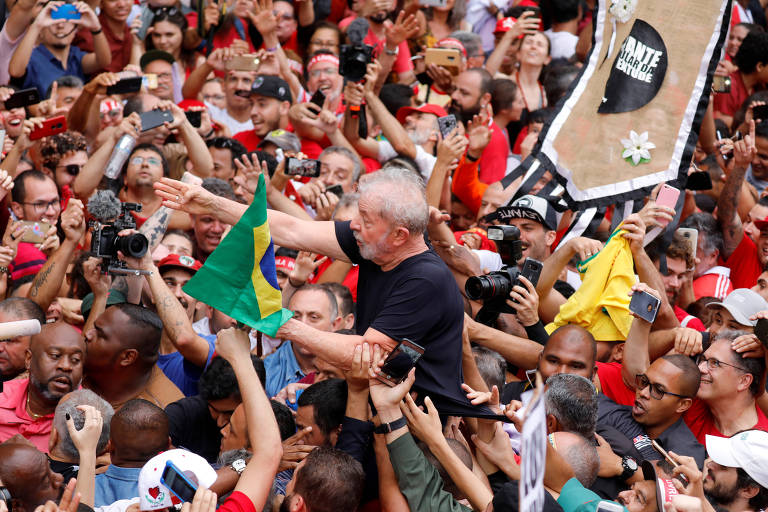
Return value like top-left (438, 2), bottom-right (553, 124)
top-left (151, 5), bottom-right (180, 16)
top-left (22, 199), bottom-right (60, 213)
top-left (696, 354), bottom-right (749, 373)
top-left (635, 374), bottom-right (690, 400)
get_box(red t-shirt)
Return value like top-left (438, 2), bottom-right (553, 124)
top-left (723, 234), bottom-right (762, 290)
top-left (674, 305), bottom-right (706, 331)
top-left (683, 399), bottom-right (768, 444)
top-left (233, 130), bottom-right (324, 159)
top-left (219, 491), bottom-right (256, 512)
top-left (310, 259), bottom-right (359, 301)
top-left (713, 71), bottom-right (749, 118)
top-left (360, 27), bottom-right (414, 75)
top-left (478, 122), bottom-right (510, 184)
top-left (596, 361), bottom-right (636, 406)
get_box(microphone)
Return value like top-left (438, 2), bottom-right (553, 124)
top-left (87, 190), bottom-right (122, 224)
top-left (347, 18), bottom-right (369, 46)
top-left (0, 320), bottom-right (41, 340)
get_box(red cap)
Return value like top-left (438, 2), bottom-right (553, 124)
top-left (396, 103), bottom-right (449, 124)
top-left (158, 254), bottom-right (203, 274)
top-left (494, 17), bottom-right (518, 33)
top-left (754, 215), bottom-right (768, 231)
top-left (437, 37), bottom-right (467, 58)
top-left (177, 99), bottom-right (206, 111)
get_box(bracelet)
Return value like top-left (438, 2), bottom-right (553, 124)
top-left (91, 27), bottom-right (103, 35)
top-left (466, 153), bottom-right (480, 162)
top-left (266, 44), bottom-right (279, 52)
top-left (384, 46), bottom-right (399, 56)
top-left (374, 416), bottom-right (407, 434)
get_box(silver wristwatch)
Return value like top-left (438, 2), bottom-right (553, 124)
top-left (229, 458), bottom-right (247, 475)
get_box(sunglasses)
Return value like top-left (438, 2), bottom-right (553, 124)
top-left (60, 164), bottom-right (81, 176)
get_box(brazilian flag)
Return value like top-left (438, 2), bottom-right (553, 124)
top-left (183, 174), bottom-right (293, 336)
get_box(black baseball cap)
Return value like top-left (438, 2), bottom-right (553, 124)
top-left (140, 49), bottom-right (175, 70)
top-left (250, 75), bottom-right (292, 103)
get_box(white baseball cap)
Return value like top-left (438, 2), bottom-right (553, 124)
top-left (138, 449), bottom-right (218, 510)
top-left (706, 430), bottom-right (768, 488)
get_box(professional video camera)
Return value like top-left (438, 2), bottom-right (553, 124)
top-left (87, 190), bottom-right (149, 275)
top-left (465, 225), bottom-right (543, 326)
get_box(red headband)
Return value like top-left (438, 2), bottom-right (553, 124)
top-left (308, 53), bottom-right (340, 71)
top-left (275, 256), bottom-right (296, 271)
top-left (437, 38), bottom-right (467, 58)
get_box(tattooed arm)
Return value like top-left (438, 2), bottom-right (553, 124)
top-left (717, 121), bottom-right (756, 260)
top-left (140, 206), bottom-right (173, 254)
top-left (28, 200), bottom-right (86, 311)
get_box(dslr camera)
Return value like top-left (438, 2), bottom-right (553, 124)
top-left (465, 225), bottom-right (542, 325)
top-left (339, 44), bottom-right (374, 82)
top-left (90, 201), bottom-right (149, 274)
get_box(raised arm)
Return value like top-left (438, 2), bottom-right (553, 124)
top-left (76, 2), bottom-right (111, 74)
top-left (215, 328), bottom-right (281, 508)
top-left (717, 120), bottom-right (756, 260)
top-left (620, 283), bottom-right (658, 389)
top-left (364, 63), bottom-right (417, 160)
top-left (465, 313), bottom-right (542, 369)
top-left (342, 80), bottom-right (380, 159)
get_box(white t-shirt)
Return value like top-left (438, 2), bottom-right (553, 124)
top-left (204, 102), bottom-right (253, 136)
top-left (0, 26), bottom-right (25, 86)
top-left (543, 29), bottom-right (578, 60)
top-left (377, 139), bottom-right (437, 181)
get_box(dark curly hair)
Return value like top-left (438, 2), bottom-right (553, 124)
top-left (734, 31), bottom-right (768, 74)
top-left (39, 131), bottom-right (87, 170)
top-left (296, 378), bottom-right (347, 439)
top-left (198, 354), bottom-right (265, 401)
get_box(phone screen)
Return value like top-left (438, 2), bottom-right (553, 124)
top-left (378, 340), bottom-right (425, 384)
top-left (161, 463), bottom-right (197, 502)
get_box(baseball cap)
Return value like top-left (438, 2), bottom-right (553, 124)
top-left (494, 17), bottom-right (518, 34)
top-left (257, 129), bottom-right (302, 153)
top-left (177, 99), bottom-right (206, 112)
top-left (641, 460), bottom-right (680, 512)
top-left (504, 195), bottom-right (559, 231)
top-left (157, 254), bottom-right (202, 275)
top-left (138, 449), bottom-right (218, 510)
top-left (140, 49), bottom-right (175, 70)
top-left (706, 430), bottom-right (768, 488)
top-left (81, 289), bottom-right (127, 319)
top-left (706, 288), bottom-right (768, 326)
top-left (753, 215), bottom-right (768, 231)
top-left (250, 75), bottom-right (292, 103)
top-left (396, 103), bottom-right (449, 125)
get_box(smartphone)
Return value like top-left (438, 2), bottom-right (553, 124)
top-left (51, 3), bottom-right (81, 20)
top-left (712, 75), bottom-right (731, 94)
top-left (650, 439), bottom-right (689, 486)
top-left (521, 5), bottom-right (541, 16)
top-left (677, 228), bottom-right (698, 259)
top-left (437, 114), bottom-right (457, 139)
top-left (629, 290), bottom-right (661, 323)
top-left (655, 184), bottom-right (679, 227)
top-left (284, 157), bottom-right (321, 178)
top-left (0, 130), bottom-right (5, 154)
top-left (310, 89), bottom-right (326, 108)
top-left (755, 318), bottom-right (768, 349)
top-left (753, 104), bottom-right (768, 122)
top-left (376, 338), bottom-right (425, 387)
top-left (136, 6), bottom-right (154, 41)
top-left (140, 109), bottom-right (174, 132)
top-left (185, 110), bottom-right (202, 128)
top-left (424, 48), bottom-right (461, 75)
top-left (160, 461), bottom-right (197, 502)
top-left (19, 221), bottom-right (52, 244)
top-left (686, 171), bottom-right (712, 191)
top-left (325, 184), bottom-right (344, 198)
top-left (225, 54), bottom-right (261, 71)
top-left (106, 76), bottom-right (142, 96)
top-left (29, 116), bottom-right (67, 140)
top-left (3, 88), bottom-right (40, 110)
top-left (143, 73), bottom-right (159, 90)
top-left (518, 258), bottom-right (543, 288)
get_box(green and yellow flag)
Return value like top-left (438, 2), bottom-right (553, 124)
top-left (183, 174), bottom-right (293, 336)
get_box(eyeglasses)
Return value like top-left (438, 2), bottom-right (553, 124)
top-left (635, 374), bottom-right (690, 400)
top-left (309, 39), bottom-right (339, 48)
top-left (156, 72), bottom-right (173, 81)
top-left (151, 6), bottom-right (180, 15)
top-left (100, 109), bottom-right (122, 119)
top-left (130, 156), bottom-right (162, 166)
top-left (308, 67), bottom-right (338, 78)
top-left (696, 354), bottom-right (749, 373)
top-left (59, 164), bottom-right (81, 176)
top-left (202, 93), bottom-right (226, 102)
top-left (22, 199), bottom-right (61, 213)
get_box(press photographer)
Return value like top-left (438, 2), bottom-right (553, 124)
top-left (86, 190), bottom-right (149, 275)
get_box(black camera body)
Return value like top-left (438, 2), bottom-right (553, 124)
top-left (465, 225), bottom-right (542, 325)
top-left (339, 44), bottom-right (374, 82)
top-left (90, 202), bottom-right (149, 274)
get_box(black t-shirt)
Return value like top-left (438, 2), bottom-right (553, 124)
top-left (48, 456), bottom-right (79, 484)
top-left (597, 394), bottom-right (705, 467)
top-left (165, 395), bottom-right (221, 463)
top-left (335, 221), bottom-right (491, 417)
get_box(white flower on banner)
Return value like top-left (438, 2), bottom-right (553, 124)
top-left (609, 0), bottom-right (637, 23)
top-left (621, 130), bottom-right (655, 165)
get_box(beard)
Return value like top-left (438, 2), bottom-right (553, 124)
top-left (408, 129), bottom-right (431, 146)
top-left (704, 480), bottom-right (739, 507)
top-left (448, 102), bottom-right (482, 126)
top-left (279, 494), bottom-right (296, 512)
top-left (31, 372), bottom-right (72, 403)
top-left (353, 230), bottom-right (389, 261)
top-left (369, 11), bottom-right (390, 23)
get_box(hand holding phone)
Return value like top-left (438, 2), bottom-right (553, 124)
top-left (29, 116), bottom-right (67, 140)
top-left (654, 184), bottom-right (679, 226)
top-left (375, 339), bottom-right (425, 387)
top-left (284, 157), bottom-right (321, 178)
top-left (629, 288), bottom-right (661, 324)
top-left (140, 109), bottom-right (174, 132)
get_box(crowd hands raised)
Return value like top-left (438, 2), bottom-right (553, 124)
top-left (2, 0), bottom-right (768, 511)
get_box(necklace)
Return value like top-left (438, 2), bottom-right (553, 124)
top-left (515, 71), bottom-right (545, 111)
top-left (26, 391), bottom-right (45, 420)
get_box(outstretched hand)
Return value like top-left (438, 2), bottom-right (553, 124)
top-left (155, 178), bottom-right (219, 215)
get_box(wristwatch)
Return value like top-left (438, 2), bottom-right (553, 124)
top-left (229, 458), bottom-right (247, 475)
top-left (384, 46), bottom-right (399, 56)
top-left (374, 416), bottom-right (407, 434)
top-left (620, 455), bottom-right (638, 480)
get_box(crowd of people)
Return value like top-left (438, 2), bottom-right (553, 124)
top-left (1, 0), bottom-right (768, 510)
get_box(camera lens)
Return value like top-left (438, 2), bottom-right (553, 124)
top-left (115, 233), bottom-right (149, 258)
top-left (465, 273), bottom-right (511, 301)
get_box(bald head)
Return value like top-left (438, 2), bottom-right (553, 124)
top-left (552, 431), bottom-right (599, 487)
top-left (110, 399), bottom-right (170, 466)
top-left (539, 325), bottom-right (597, 381)
top-left (28, 322), bottom-right (85, 405)
top-left (0, 442), bottom-right (64, 510)
top-left (660, 354), bottom-right (701, 397)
